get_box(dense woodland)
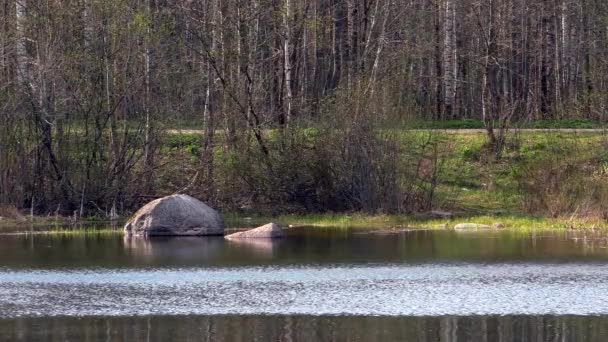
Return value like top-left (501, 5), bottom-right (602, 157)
top-left (1, 0), bottom-right (608, 217)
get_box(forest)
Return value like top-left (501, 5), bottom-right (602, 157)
top-left (1, 0), bottom-right (608, 219)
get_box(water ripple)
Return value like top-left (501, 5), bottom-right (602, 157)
top-left (2, 263), bottom-right (608, 317)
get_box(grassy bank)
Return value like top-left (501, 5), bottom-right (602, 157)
top-left (166, 130), bottom-right (608, 212)
top-left (3, 212), bottom-right (604, 236)
top-left (408, 119), bottom-right (608, 130)
top-left (5, 128), bottom-right (608, 234)
top-left (216, 129), bottom-right (608, 231)
top-left (166, 119), bottom-right (608, 131)
top-left (224, 213), bottom-right (608, 231)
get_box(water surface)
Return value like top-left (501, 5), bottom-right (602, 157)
top-left (1, 227), bottom-right (608, 341)
top-left (3, 315), bottom-right (607, 342)
top-left (2, 228), bottom-right (607, 268)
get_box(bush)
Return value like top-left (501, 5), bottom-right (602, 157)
top-left (0, 205), bottom-right (26, 222)
top-left (514, 146), bottom-right (608, 218)
top-left (212, 84), bottom-right (434, 214)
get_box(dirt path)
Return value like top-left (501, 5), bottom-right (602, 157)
top-left (166, 128), bottom-right (608, 135)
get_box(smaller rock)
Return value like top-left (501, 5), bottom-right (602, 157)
top-left (492, 223), bottom-right (505, 229)
top-left (454, 223), bottom-right (492, 231)
top-left (435, 223), bottom-right (449, 230)
top-left (225, 223), bottom-right (284, 239)
top-left (430, 210), bottom-right (453, 219)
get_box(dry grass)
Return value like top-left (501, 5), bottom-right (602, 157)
top-left (0, 204), bottom-right (26, 223)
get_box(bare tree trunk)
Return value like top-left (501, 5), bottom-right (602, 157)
top-left (0, 1), bottom-right (5, 83)
top-left (540, 0), bottom-right (556, 118)
top-left (301, 0), bottom-right (309, 113)
top-left (201, 0), bottom-right (217, 200)
top-left (361, 0), bottom-right (380, 73)
top-left (582, 0), bottom-right (593, 118)
top-left (434, 0), bottom-right (443, 120)
top-left (143, 0), bottom-right (154, 193)
top-left (346, 0), bottom-right (355, 87)
top-left (83, 0), bottom-right (93, 46)
top-left (443, 0), bottom-right (457, 118)
top-left (367, 0), bottom-right (389, 96)
top-left (480, 0), bottom-right (497, 146)
top-left (15, 0), bottom-right (29, 87)
top-left (481, 57), bottom-right (495, 145)
top-left (103, 19), bottom-right (118, 168)
top-left (283, 0), bottom-right (293, 126)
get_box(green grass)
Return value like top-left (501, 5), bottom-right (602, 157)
top-left (224, 212), bottom-right (412, 229)
top-left (408, 119), bottom-right (607, 130)
top-left (158, 129), bottom-right (608, 233)
top-left (436, 131), bottom-right (608, 210)
top-left (17, 228), bottom-right (123, 236)
top-left (0, 218), bottom-right (66, 229)
top-left (410, 215), bottom-right (607, 231)
top-left (224, 212), bottom-right (608, 232)
top-left (410, 119), bottom-right (486, 129)
top-left (2, 212), bottom-right (605, 235)
top-left (0, 218), bottom-right (123, 235)
top-left (524, 119), bottom-right (606, 129)
top-left (6, 128), bottom-right (608, 235)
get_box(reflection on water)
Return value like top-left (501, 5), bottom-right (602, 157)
top-left (2, 228), bottom-right (608, 340)
top-left (1, 315), bottom-right (607, 342)
top-left (2, 228), bottom-right (608, 269)
top-left (123, 236), bottom-right (224, 260)
top-left (223, 237), bottom-right (281, 257)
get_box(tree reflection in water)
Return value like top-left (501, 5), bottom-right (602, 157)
top-left (1, 315), bottom-right (607, 342)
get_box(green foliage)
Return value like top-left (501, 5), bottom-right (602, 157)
top-left (206, 84), bottom-right (430, 214)
top-left (459, 141), bottom-right (485, 161)
top-left (3, 0), bottom-right (608, 222)
top-left (524, 119), bottom-right (604, 129)
top-left (158, 127), bottom-right (608, 221)
top-left (409, 119), bottom-right (607, 130)
top-left (504, 134), bottom-right (608, 218)
top-left (131, 11), bottom-right (151, 34)
top-left (411, 119), bottom-right (485, 129)
top-left (223, 212), bottom-right (608, 231)
top-left (164, 134), bottom-right (202, 155)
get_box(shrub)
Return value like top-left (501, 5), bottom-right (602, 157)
top-left (0, 205), bottom-right (26, 222)
top-left (213, 83), bottom-right (434, 214)
top-left (514, 144), bottom-right (608, 218)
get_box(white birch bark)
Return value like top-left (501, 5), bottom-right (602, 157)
top-left (367, 0), bottom-right (389, 96)
top-left (443, 0), bottom-right (457, 117)
top-left (15, 0), bottom-right (30, 86)
top-left (83, 0), bottom-right (93, 47)
top-left (283, 0), bottom-right (293, 126)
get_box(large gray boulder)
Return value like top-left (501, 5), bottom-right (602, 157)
top-left (124, 194), bottom-right (224, 236)
top-left (225, 223), bottom-right (284, 239)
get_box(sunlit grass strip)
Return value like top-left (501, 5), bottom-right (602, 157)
top-left (224, 213), bottom-right (608, 232)
top-left (223, 213), bottom-right (411, 229)
top-left (4, 229), bottom-right (123, 236)
top-left (0, 220), bottom-right (123, 236)
top-left (410, 215), bottom-right (608, 231)
top-left (2, 213), bottom-right (607, 235)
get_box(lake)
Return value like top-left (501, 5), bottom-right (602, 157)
top-left (1, 227), bottom-right (608, 341)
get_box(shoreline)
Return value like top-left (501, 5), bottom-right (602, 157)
top-left (1, 213), bottom-right (606, 235)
